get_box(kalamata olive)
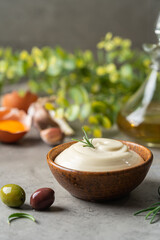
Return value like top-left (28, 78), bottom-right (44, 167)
top-left (0, 184), bottom-right (25, 207)
top-left (30, 188), bottom-right (55, 210)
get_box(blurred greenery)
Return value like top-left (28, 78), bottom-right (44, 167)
top-left (0, 33), bottom-right (151, 136)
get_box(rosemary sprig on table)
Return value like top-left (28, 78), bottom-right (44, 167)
top-left (8, 213), bottom-right (36, 224)
top-left (134, 187), bottom-right (160, 224)
top-left (72, 128), bottom-right (95, 149)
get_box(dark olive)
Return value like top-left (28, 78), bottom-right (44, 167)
top-left (0, 184), bottom-right (25, 207)
top-left (30, 188), bottom-right (55, 210)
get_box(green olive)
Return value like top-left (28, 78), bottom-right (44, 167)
top-left (0, 184), bottom-right (25, 207)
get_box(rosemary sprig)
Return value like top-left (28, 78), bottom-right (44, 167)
top-left (134, 205), bottom-right (160, 224)
top-left (72, 127), bottom-right (95, 149)
top-left (134, 187), bottom-right (160, 224)
top-left (8, 213), bottom-right (36, 224)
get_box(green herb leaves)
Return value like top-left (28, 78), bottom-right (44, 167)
top-left (134, 187), bottom-right (160, 224)
top-left (8, 213), bottom-right (36, 224)
top-left (0, 33), bottom-right (150, 137)
top-left (134, 203), bottom-right (160, 224)
top-left (72, 128), bottom-right (95, 149)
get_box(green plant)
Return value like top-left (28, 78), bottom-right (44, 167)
top-left (134, 187), bottom-right (160, 224)
top-left (72, 127), bottom-right (95, 149)
top-left (8, 213), bottom-right (36, 224)
top-left (0, 33), bottom-right (151, 136)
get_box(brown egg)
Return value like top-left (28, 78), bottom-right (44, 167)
top-left (1, 91), bottom-right (38, 112)
top-left (0, 107), bottom-right (31, 143)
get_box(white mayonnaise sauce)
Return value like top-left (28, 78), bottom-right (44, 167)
top-left (55, 138), bottom-right (144, 172)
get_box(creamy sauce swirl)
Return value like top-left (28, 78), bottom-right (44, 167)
top-left (55, 138), bottom-right (144, 172)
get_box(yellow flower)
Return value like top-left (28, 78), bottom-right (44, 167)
top-left (104, 42), bottom-right (114, 51)
top-left (105, 32), bottom-right (113, 40)
top-left (47, 88), bottom-right (54, 95)
top-left (102, 117), bottom-right (111, 129)
top-left (89, 116), bottom-right (99, 125)
top-left (76, 59), bottom-right (84, 68)
top-left (91, 83), bottom-right (100, 93)
top-left (105, 63), bottom-right (116, 74)
top-left (20, 50), bottom-right (29, 60)
top-left (49, 56), bottom-right (57, 65)
top-left (6, 66), bottom-right (15, 79)
top-left (0, 60), bottom-right (8, 73)
top-left (82, 125), bottom-right (90, 133)
top-left (113, 37), bottom-right (122, 46)
top-left (35, 58), bottom-right (47, 72)
top-left (93, 128), bottom-right (102, 138)
top-left (110, 72), bottom-right (119, 83)
top-left (56, 96), bottom-right (64, 105)
top-left (122, 39), bottom-right (131, 48)
top-left (84, 50), bottom-right (92, 61)
top-left (96, 66), bottom-right (106, 76)
top-left (19, 50), bottom-right (33, 67)
top-left (97, 41), bottom-right (105, 49)
top-left (143, 59), bottom-right (150, 67)
top-left (92, 101), bottom-right (106, 113)
top-left (32, 47), bottom-right (42, 57)
top-left (45, 102), bottom-right (55, 111)
top-left (4, 48), bottom-right (12, 58)
top-left (58, 89), bottom-right (65, 98)
top-left (27, 56), bottom-right (34, 67)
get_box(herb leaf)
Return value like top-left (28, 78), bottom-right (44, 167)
top-left (134, 188), bottom-right (160, 224)
top-left (72, 127), bottom-right (95, 149)
top-left (8, 213), bottom-right (36, 224)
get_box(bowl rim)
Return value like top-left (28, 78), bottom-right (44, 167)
top-left (47, 140), bottom-right (153, 175)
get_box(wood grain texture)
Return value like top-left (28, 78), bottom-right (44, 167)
top-left (47, 140), bottom-right (153, 201)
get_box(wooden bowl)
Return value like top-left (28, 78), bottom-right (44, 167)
top-left (47, 140), bottom-right (153, 201)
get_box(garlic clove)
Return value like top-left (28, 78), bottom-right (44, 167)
top-left (49, 110), bottom-right (75, 136)
top-left (28, 102), bottom-right (58, 130)
top-left (40, 127), bottom-right (64, 145)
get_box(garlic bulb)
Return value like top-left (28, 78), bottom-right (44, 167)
top-left (28, 102), bottom-right (58, 130)
top-left (28, 97), bottom-right (74, 145)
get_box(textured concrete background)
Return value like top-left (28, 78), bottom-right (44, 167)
top-left (0, 0), bottom-right (159, 51)
top-left (0, 128), bottom-right (159, 240)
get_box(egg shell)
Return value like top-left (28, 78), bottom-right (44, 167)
top-left (0, 107), bottom-right (31, 143)
top-left (2, 91), bottom-right (38, 112)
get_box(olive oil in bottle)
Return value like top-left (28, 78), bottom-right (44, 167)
top-left (117, 69), bottom-right (160, 147)
top-left (117, 108), bottom-right (160, 147)
top-left (117, 13), bottom-right (160, 147)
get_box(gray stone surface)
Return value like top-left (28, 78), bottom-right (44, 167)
top-left (0, 127), bottom-right (159, 240)
top-left (0, 0), bottom-right (159, 51)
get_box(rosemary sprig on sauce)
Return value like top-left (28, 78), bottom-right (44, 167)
top-left (72, 127), bottom-right (95, 149)
top-left (134, 187), bottom-right (160, 224)
top-left (8, 213), bottom-right (36, 224)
